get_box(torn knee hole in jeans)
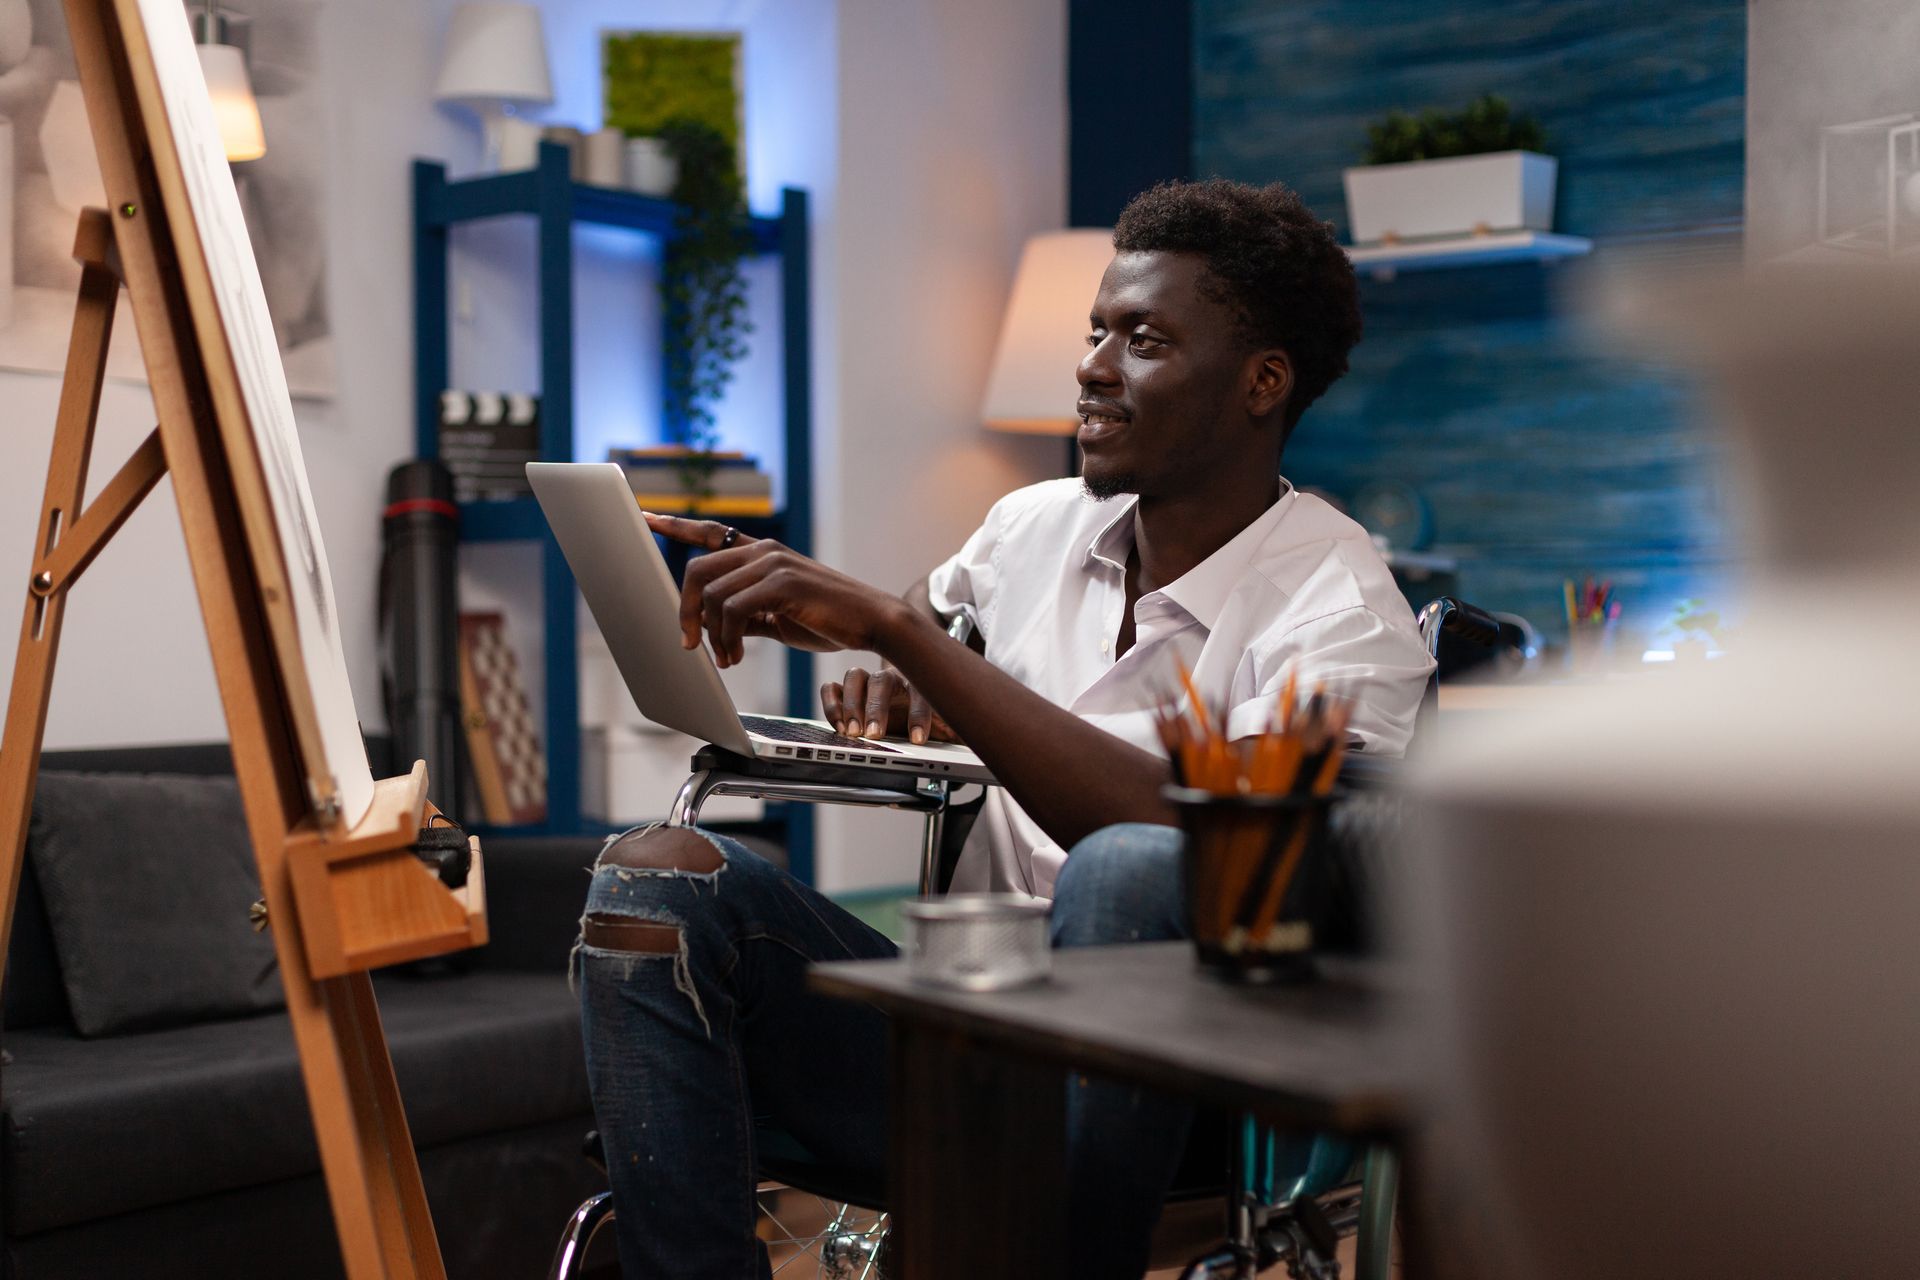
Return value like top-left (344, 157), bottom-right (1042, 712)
top-left (594, 825), bottom-right (728, 883)
top-left (583, 914), bottom-right (681, 954)
top-left (575, 913), bottom-right (712, 1038)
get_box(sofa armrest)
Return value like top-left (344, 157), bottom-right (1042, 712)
top-left (468, 836), bottom-right (602, 974)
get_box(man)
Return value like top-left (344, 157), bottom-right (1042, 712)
top-left (576, 178), bottom-right (1432, 1278)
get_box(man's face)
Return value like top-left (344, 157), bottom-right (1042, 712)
top-left (1076, 250), bottom-right (1262, 501)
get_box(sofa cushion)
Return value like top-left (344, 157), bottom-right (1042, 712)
top-left (28, 772), bottom-right (281, 1036)
top-left (1, 971), bottom-right (590, 1235)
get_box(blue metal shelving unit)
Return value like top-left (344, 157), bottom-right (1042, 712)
top-left (413, 142), bottom-right (816, 882)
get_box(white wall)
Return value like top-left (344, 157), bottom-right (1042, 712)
top-left (813, 0), bottom-right (1066, 890)
top-left (0, 0), bottom-right (461, 749)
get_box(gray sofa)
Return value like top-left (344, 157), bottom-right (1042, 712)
top-left (0, 744), bottom-right (613, 1280)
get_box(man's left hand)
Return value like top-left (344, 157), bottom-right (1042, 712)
top-left (645, 512), bottom-right (904, 667)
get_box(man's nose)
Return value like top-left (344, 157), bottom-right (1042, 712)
top-left (1078, 335), bottom-right (1117, 388)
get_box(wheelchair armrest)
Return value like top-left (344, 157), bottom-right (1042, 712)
top-left (677, 748), bottom-right (949, 820)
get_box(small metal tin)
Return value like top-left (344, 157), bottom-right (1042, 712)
top-left (901, 893), bottom-right (1051, 991)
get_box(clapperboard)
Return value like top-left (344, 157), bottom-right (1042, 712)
top-left (438, 391), bottom-right (540, 502)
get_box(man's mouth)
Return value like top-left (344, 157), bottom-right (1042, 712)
top-left (1077, 402), bottom-right (1130, 442)
top-left (1077, 413), bottom-right (1128, 446)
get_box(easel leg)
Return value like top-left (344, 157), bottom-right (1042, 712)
top-left (335, 971), bottom-right (447, 1280)
top-left (44, 0), bottom-right (464, 1266)
top-left (266, 912), bottom-right (448, 1279)
top-left (0, 210), bottom-right (456, 1280)
top-left (0, 220), bottom-right (121, 974)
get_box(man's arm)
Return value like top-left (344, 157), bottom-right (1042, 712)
top-left (648, 513), bottom-right (1176, 849)
top-left (871, 604), bottom-right (1176, 848)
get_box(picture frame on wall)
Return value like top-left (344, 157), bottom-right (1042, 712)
top-left (0, 0), bottom-right (336, 397)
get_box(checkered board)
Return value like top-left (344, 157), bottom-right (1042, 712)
top-left (458, 612), bottom-right (548, 826)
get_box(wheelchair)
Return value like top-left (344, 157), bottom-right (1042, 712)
top-left (550, 596), bottom-right (1518, 1279)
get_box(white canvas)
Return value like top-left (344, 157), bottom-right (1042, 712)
top-left (128, 0), bottom-right (372, 826)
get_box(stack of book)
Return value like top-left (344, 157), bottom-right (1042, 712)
top-left (609, 445), bottom-right (776, 517)
top-left (439, 391), bottom-right (539, 502)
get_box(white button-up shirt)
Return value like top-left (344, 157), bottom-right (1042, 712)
top-left (927, 477), bottom-right (1432, 898)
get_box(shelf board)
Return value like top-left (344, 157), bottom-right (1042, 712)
top-left (456, 495), bottom-right (786, 544)
top-left (1345, 230), bottom-right (1592, 278)
top-left (1383, 548), bottom-right (1458, 575)
top-left (422, 165), bottom-right (780, 252)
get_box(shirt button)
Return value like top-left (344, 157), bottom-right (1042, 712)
top-left (1100, 639), bottom-right (1110, 654)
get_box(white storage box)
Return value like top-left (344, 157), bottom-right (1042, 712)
top-left (1343, 150), bottom-right (1557, 246)
top-left (582, 726), bottom-right (766, 826)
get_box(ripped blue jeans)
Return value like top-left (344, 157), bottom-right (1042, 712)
top-left (575, 822), bottom-right (1190, 1280)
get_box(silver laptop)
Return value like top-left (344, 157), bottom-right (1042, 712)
top-left (528, 462), bottom-right (994, 783)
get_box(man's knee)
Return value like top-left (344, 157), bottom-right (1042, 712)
top-left (599, 825), bottom-right (725, 874)
top-left (1057, 823), bottom-right (1184, 902)
top-left (1052, 823), bottom-right (1187, 946)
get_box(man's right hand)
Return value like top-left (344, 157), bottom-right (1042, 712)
top-left (821, 665), bottom-right (961, 745)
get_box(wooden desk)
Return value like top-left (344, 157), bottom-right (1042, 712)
top-left (810, 942), bottom-right (1413, 1279)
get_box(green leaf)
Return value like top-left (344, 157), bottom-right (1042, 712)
top-left (1358, 93), bottom-right (1547, 165)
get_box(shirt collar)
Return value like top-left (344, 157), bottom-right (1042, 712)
top-left (1081, 481), bottom-right (1296, 631)
top-left (1084, 496), bottom-right (1140, 573)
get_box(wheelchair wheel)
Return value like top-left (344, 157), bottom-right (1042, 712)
top-left (757, 1183), bottom-right (890, 1279)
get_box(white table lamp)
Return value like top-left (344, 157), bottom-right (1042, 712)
top-left (191, 1), bottom-right (263, 161)
top-left (981, 229), bottom-right (1115, 435)
top-left (434, 2), bottom-right (554, 171)
top-left (196, 43), bottom-right (264, 161)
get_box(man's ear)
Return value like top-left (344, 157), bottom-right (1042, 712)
top-left (1248, 349), bottom-right (1293, 419)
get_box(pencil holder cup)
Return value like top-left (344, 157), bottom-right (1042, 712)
top-left (1566, 615), bottom-right (1619, 674)
top-left (1165, 785), bottom-right (1333, 982)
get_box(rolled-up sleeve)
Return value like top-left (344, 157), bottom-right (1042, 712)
top-left (926, 498), bottom-right (1004, 638)
top-left (1223, 605), bottom-right (1433, 756)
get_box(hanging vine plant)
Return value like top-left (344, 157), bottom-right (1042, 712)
top-left (658, 118), bottom-right (753, 502)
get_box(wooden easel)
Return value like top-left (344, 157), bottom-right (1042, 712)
top-left (0, 1), bottom-right (487, 1277)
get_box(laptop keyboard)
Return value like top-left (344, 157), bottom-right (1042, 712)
top-left (741, 715), bottom-right (901, 754)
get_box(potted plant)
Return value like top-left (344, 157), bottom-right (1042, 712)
top-left (1342, 94), bottom-right (1554, 246)
top-left (657, 118), bottom-right (752, 502)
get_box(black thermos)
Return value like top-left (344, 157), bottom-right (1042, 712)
top-left (380, 460), bottom-right (466, 817)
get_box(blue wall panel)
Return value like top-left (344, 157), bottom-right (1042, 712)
top-left (1192, 0), bottom-right (1746, 646)
top-left (1070, 0), bottom-right (1193, 226)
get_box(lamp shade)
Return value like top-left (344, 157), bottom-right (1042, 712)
top-left (195, 43), bottom-right (264, 162)
top-left (981, 229), bottom-right (1115, 435)
top-left (434, 2), bottom-right (554, 107)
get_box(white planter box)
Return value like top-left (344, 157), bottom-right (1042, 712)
top-left (1343, 150), bottom-right (1557, 246)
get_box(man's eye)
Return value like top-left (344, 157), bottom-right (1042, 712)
top-left (1086, 332), bottom-right (1103, 347)
top-left (1129, 333), bottom-right (1165, 352)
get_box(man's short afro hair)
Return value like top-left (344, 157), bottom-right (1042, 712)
top-left (1113, 178), bottom-right (1362, 430)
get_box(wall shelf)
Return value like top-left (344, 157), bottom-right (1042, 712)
top-left (455, 497), bottom-right (787, 546)
top-left (413, 142), bottom-right (818, 880)
top-left (1345, 230), bottom-right (1592, 280)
